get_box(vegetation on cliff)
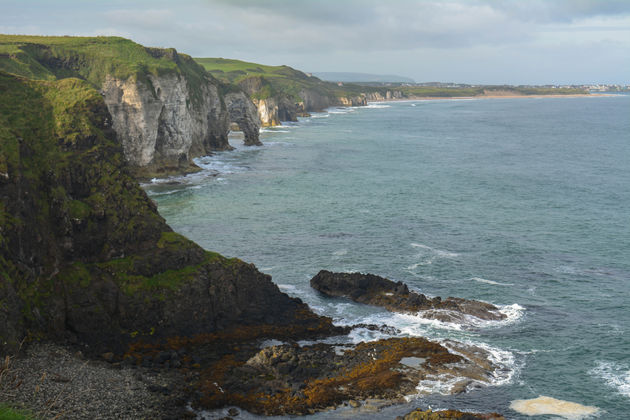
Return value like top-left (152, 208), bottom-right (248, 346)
top-left (0, 71), bottom-right (337, 357)
top-left (195, 57), bottom-right (373, 107)
top-left (0, 35), bottom-right (218, 105)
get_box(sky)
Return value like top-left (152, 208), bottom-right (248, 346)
top-left (1, 0), bottom-right (629, 85)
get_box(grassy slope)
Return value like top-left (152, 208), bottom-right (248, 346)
top-left (195, 57), bottom-right (370, 101)
top-left (0, 35), bottom-right (215, 104)
top-left (0, 404), bottom-right (33, 420)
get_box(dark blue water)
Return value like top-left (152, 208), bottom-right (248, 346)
top-left (145, 96), bottom-right (630, 419)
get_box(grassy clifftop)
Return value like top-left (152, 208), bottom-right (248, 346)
top-left (195, 57), bottom-right (368, 101)
top-left (0, 35), bottom-right (214, 102)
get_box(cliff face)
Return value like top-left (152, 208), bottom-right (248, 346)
top-left (224, 91), bottom-right (262, 144)
top-left (0, 71), bottom-right (333, 354)
top-left (206, 64), bottom-right (370, 127)
top-left (251, 90), bottom-right (368, 127)
top-left (0, 36), bottom-right (265, 177)
top-left (365, 90), bottom-right (403, 101)
top-left (102, 72), bottom-right (231, 176)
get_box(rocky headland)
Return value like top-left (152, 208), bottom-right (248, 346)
top-left (0, 36), bottom-right (264, 178)
top-left (195, 57), bottom-right (370, 127)
top-left (0, 35), bottom-right (508, 419)
top-left (311, 270), bottom-right (506, 323)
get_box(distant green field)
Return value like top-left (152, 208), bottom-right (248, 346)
top-left (195, 57), bottom-right (371, 101)
top-left (399, 85), bottom-right (586, 97)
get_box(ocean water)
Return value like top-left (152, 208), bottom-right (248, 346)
top-left (144, 96), bottom-right (630, 419)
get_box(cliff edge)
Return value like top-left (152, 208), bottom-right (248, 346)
top-left (0, 36), bottom-right (263, 177)
top-left (0, 71), bottom-right (335, 355)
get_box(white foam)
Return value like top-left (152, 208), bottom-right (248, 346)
top-left (413, 374), bottom-right (469, 397)
top-left (590, 361), bottom-right (630, 398)
top-left (364, 103), bottom-right (391, 109)
top-left (332, 249), bottom-right (348, 256)
top-left (410, 242), bottom-right (459, 258)
top-left (471, 277), bottom-right (514, 286)
top-left (260, 339), bottom-right (285, 348)
top-left (406, 261), bottom-right (432, 270)
top-left (497, 303), bottom-right (526, 325)
top-left (277, 284), bottom-right (296, 291)
top-left (440, 339), bottom-right (518, 386)
top-left (510, 396), bottom-right (599, 419)
top-left (347, 327), bottom-right (391, 344)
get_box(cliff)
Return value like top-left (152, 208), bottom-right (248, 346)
top-left (195, 57), bottom-right (369, 126)
top-left (0, 36), bottom-right (263, 177)
top-left (223, 91), bottom-right (262, 145)
top-left (0, 71), bottom-right (336, 355)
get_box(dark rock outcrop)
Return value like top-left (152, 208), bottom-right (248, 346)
top-left (399, 408), bottom-right (505, 420)
top-left (0, 72), bottom-right (337, 355)
top-left (310, 271), bottom-right (505, 322)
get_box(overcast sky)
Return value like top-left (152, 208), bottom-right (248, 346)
top-left (2, 0), bottom-right (629, 84)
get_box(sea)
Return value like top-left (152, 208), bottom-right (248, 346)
top-left (143, 95), bottom-right (630, 419)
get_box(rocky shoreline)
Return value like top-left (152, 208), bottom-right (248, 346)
top-left (0, 37), bottom-right (509, 419)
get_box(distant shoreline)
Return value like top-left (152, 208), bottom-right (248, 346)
top-left (369, 93), bottom-right (617, 103)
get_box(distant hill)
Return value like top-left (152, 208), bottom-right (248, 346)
top-left (313, 72), bottom-right (415, 84)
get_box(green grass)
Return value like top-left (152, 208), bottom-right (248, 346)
top-left (0, 404), bottom-right (33, 420)
top-left (399, 85), bottom-right (586, 97)
top-left (194, 57), bottom-right (294, 80)
top-left (195, 56), bottom-right (367, 101)
top-left (0, 35), bottom-right (213, 106)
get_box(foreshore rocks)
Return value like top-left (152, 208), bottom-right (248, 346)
top-left (181, 335), bottom-right (500, 415)
top-left (311, 270), bottom-right (506, 323)
top-left (399, 408), bottom-right (506, 420)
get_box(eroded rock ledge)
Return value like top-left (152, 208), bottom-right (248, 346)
top-left (124, 332), bottom-right (501, 416)
top-left (311, 270), bottom-right (506, 323)
top-left (399, 408), bottom-right (505, 420)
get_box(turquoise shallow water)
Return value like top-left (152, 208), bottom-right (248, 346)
top-left (144, 96), bottom-right (630, 419)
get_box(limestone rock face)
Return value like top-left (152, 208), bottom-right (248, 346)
top-left (253, 97), bottom-right (281, 127)
top-left (224, 92), bottom-right (262, 145)
top-left (365, 90), bottom-right (403, 101)
top-left (101, 73), bottom-right (230, 176)
top-left (337, 95), bottom-right (368, 106)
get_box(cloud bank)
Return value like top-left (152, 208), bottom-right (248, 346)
top-left (1, 0), bottom-right (628, 84)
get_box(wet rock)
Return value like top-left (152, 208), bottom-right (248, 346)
top-left (310, 270), bottom-right (505, 322)
top-left (398, 408), bottom-right (505, 420)
top-left (197, 336), bottom-right (498, 416)
top-left (227, 407), bottom-right (240, 416)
